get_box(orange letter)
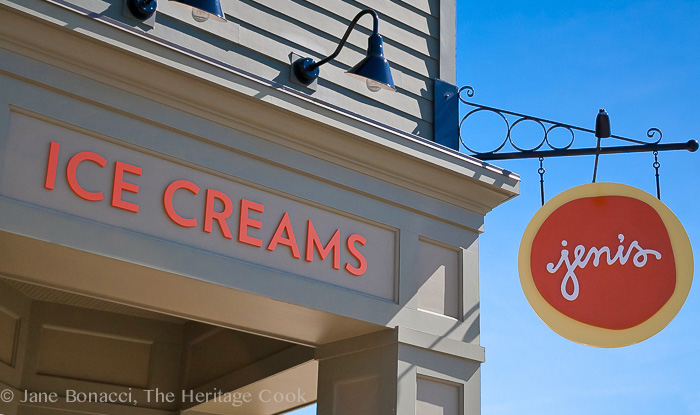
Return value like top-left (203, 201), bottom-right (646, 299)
top-left (66, 151), bottom-right (106, 201)
top-left (305, 221), bottom-right (340, 269)
top-left (345, 234), bottom-right (367, 276)
top-left (239, 199), bottom-right (264, 247)
top-left (163, 180), bottom-right (199, 227)
top-left (204, 189), bottom-right (233, 239)
top-left (112, 161), bottom-right (142, 213)
top-left (45, 141), bottom-right (60, 190)
top-left (267, 212), bottom-right (300, 258)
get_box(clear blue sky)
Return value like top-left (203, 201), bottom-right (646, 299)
top-left (293, 1), bottom-right (699, 414)
top-left (459, 1), bottom-right (700, 415)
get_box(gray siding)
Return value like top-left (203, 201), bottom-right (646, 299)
top-left (221, 0), bottom-right (445, 138)
top-left (59, 0), bottom-right (449, 140)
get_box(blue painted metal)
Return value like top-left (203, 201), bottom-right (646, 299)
top-left (169, 0), bottom-right (226, 22)
top-left (291, 9), bottom-right (394, 92)
top-left (346, 32), bottom-right (395, 91)
top-left (434, 79), bottom-right (459, 150)
top-left (127, 0), bottom-right (157, 19)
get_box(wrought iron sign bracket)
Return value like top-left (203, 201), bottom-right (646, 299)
top-left (433, 80), bottom-right (698, 161)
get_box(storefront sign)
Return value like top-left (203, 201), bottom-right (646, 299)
top-left (519, 183), bottom-right (693, 347)
top-left (0, 111), bottom-right (397, 300)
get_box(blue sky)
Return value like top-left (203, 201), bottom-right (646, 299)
top-left (460, 1), bottom-right (700, 415)
top-left (292, 1), bottom-right (699, 414)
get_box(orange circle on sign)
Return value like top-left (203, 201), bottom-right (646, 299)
top-left (519, 183), bottom-right (693, 347)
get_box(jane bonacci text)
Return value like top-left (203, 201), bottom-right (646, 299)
top-left (20, 389), bottom-right (137, 405)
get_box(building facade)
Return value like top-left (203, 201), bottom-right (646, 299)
top-left (0, 0), bottom-right (519, 414)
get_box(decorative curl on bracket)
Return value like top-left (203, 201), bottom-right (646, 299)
top-left (646, 128), bottom-right (663, 144)
top-left (456, 85), bottom-right (676, 160)
top-left (460, 85), bottom-right (475, 98)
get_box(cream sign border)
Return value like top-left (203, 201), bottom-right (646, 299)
top-left (518, 182), bottom-right (693, 347)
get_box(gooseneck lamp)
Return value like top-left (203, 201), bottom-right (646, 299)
top-left (168, 0), bottom-right (226, 22)
top-left (292, 9), bottom-right (396, 92)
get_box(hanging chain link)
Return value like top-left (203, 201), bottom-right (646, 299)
top-left (653, 151), bottom-right (661, 200)
top-left (538, 157), bottom-right (546, 206)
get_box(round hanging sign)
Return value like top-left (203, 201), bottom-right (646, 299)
top-left (519, 182), bottom-right (693, 347)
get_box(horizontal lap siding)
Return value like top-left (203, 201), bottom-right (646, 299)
top-left (226, 0), bottom-right (441, 139)
top-left (389, 0), bottom-right (440, 17)
top-left (51, 0), bottom-right (445, 139)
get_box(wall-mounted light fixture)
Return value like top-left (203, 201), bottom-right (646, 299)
top-left (291, 9), bottom-right (395, 92)
top-left (126, 0), bottom-right (226, 22)
top-left (169, 0), bottom-right (226, 22)
top-left (127, 0), bottom-right (158, 20)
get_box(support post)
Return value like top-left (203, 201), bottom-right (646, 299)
top-left (315, 329), bottom-right (482, 415)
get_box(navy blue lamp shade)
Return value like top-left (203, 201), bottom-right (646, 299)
top-left (127, 0), bottom-right (157, 19)
top-left (290, 9), bottom-right (395, 93)
top-left (346, 32), bottom-right (395, 91)
top-left (169, 0), bottom-right (226, 22)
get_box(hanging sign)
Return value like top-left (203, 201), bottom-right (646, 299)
top-left (519, 183), bottom-right (693, 347)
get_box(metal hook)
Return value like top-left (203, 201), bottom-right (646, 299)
top-left (653, 151), bottom-right (661, 200)
top-left (538, 157), bottom-right (546, 206)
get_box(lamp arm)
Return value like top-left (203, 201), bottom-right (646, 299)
top-left (309, 9), bottom-right (379, 71)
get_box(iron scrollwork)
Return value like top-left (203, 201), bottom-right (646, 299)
top-left (457, 86), bottom-right (696, 161)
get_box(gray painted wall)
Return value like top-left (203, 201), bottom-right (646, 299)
top-left (44, 0), bottom-right (454, 140)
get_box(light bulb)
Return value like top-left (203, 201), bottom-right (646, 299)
top-left (366, 79), bottom-right (383, 92)
top-left (192, 8), bottom-right (210, 22)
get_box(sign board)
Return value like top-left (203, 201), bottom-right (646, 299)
top-left (519, 183), bottom-right (693, 347)
top-left (0, 110), bottom-right (397, 300)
